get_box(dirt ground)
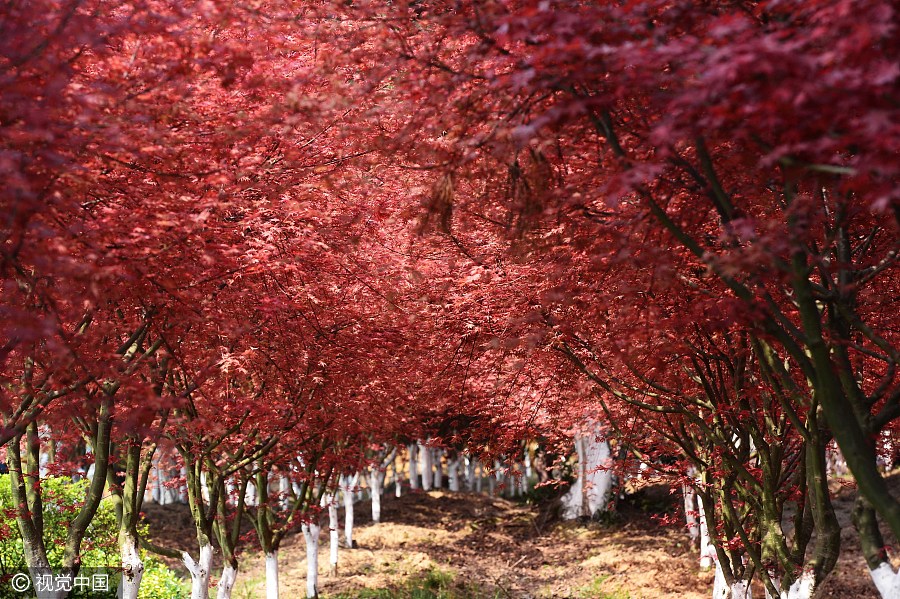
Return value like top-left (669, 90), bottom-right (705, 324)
top-left (143, 477), bottom-right (897, 598)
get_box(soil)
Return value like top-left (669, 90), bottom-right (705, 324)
top-left (141, 476), bottom-right (899, 598)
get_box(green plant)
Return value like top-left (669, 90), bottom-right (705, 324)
top-left (138, 556), bottom-right (188, 599)
top-left (0, 474), bottom-right (119, 573)
top-left (0, 474), bottom-right (185, 598)
top-left (576, 575), bottom-right (631, 599)
top-left (327, 566), bottom-right (486, 599)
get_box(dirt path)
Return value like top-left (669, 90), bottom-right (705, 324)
top-left (234, 488), bottom-right (712, 598)
top-left (145, 480), bottom-right (893, 598)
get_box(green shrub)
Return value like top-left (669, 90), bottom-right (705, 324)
top-left (0, 474), bottom-right (119, 573)
top-left (138, 556), bottom-right (188, 599)
top-left (0, 474), bottom-right (185, 598)
top-left (327, 566), bottom-right (496, 599)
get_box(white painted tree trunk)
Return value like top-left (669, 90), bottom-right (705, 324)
top-left (265, 551), bottom-right (279, 599)
top-left (393, 453), bottom-right (402, 497)
top-left (224, 478), bottom-right (235, 507)
top-left (278, 475), bottom-right (290, 510)
top-left (464, 455), bottom-right (476, 491)
top-left (713, 562), bottom-right (753, 599)
top-left (328, 496), bottom-right (339, 575)
top-left (341, 474), bottom-right (357, 548)
top-left (448, 455), bottom-right (461, 492)
top-left (869, 561), bottom-right (900, 599)
top-left (368, 469), bottom-right (384, 523)
top-left (408, 444), bottom-right (419, 490)
top-left (419, 441), bottom-right (433, 491)
top-left (302, 522), bottom-right (320, 598)
top-left (152, 456), bottom-right (163, 504)
top-left (525, 450), bottom-right (533, 478)
top-left (433, 449), bottom-right (443, 489)
top-left (764, 570), bottom-right (816, 599)
top-left (683, 485), bottom-right (700, 546)
top-left (245, 480), bottom-right (258, 507)
top-left (183, 544), bottom-right (213, 599)
top-left (119, 534), bottom-right (144, 599)
top-left (216, 564), bottom-right (237, 599)
top-left (560, 429), bottom-right (614, 520)
top-left (698, 494), bottom-right (714, 569)
top-left (179, 466), bottom-right (189, 503)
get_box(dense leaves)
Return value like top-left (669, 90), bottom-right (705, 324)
top-left (1, 1), bottom-right (897, 598)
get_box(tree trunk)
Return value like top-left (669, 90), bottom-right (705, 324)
top-left (216, 563), bottom-right (237, 599)
top-left (683, 484), bottom-right (700, 548)
top-left (369, 470), bottom-right (384, 523)
top-left (560, 429), bottom-right (614, 520)
top-left (183, 543), bottom-right (213, 599)
top-left (179, 466), bottom-right (189, 503)
top-left (419, 441), bottom-right (432, 491)
top-left (854, 496), bottom-right (900, 599)
top-left (408, 444), bottom-right (419, 490)
top-left (433, 449), bottom-right (443, 489)
top-left (448, 455), bottom-right (461, 492)
top-left (764, 571), bottom-right (817, 599)
top-left (341, 474), bottom-right (357, 548)
top-left (119, 532), bottom-right (144, 599)
top-left (278, 475), bottom-right (290, 510)
top-left (393, 453), bottom-right (402, 497)
top-left (713, 562), bottom-right (753, 599)
top-left (265, 550), bottom-right (279, 599)
top-left (152, 455), bottom-right (163, 504)
top-left (698, 490), bottom-right (714, 569)
top-left (868, 563), bottom-right (900, 599)
top-left (328, 494), bottom-right (339, 575)
top-left (302, 522), bottom-right (320, 599)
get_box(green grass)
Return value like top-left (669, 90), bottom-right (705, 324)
top-left (232, 571), bottom-right (265, 599)
top-left (575, 574), bottom-right (631, 599)
top-left (327, 566), bottom-right (499, 599)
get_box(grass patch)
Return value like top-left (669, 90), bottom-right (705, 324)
top-left (232, 571), bottom-right (265, 599)
top-left (576, 574), bottom-right (631, 599)
top-left (327, 566), bottom-right (498, 599)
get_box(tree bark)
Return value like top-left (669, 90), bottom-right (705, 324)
top-left (408, 444), bottom-right (419, 490)
top-left (368, 470), bottom-right (384, 523)
top-left (328, 493), bottom-right (339, 575)
top-left (419, 441), bottom-right (432, 491)
top-left (340, 474), bottom-right (357, 548)
top-left (853, 496), bottom-right (900, 599)
top-left (216, 563), bottom-right (237, 599)
top-left (265, 550), bottom-right (279, 599)
top-left (433, 449), bottom-right (443, 489)
top-left (713, 561), bottom-right (753, 599)
top-left (302, 522), bottom-right (320, 599)
top-left (448, 454), bottom-right (461, 492)
top-left (183, 543), bottom-right (213, 599)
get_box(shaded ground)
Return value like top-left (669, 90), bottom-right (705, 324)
top-left (143, 475), bottom-right (899, 598)
top-left (232, 487), bottom-right (710, 599)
